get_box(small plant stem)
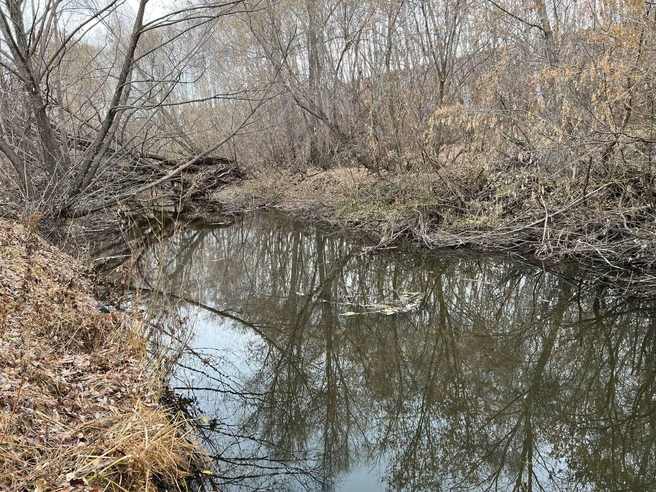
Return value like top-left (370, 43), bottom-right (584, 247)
top-left (0, 377), bottom-right (25, 446)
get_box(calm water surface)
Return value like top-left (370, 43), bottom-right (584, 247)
top-left (137, 212), bottom-right (656, 491)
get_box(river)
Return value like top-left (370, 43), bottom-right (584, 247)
top-left (136, 211), bottom-right (656, 491)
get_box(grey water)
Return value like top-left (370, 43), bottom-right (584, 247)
top-left (137, 211), bottom-right (656, 492)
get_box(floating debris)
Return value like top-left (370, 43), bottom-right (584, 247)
top-left (338, 291), bottom-right (423, 316)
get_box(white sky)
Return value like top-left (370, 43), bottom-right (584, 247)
top-left (125, 0), bottom-right (172, 22)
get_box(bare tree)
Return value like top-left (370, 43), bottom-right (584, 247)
top-left (0, 0), bottom-right (254, 216)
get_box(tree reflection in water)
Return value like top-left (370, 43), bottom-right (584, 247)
top-left (138, 212), bottom-right (656, 492)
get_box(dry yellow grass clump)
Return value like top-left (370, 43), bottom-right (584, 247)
top-left (0, 217), bottom-right (203, 491)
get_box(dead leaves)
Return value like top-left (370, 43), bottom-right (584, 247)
top-left (0, 218), bottom-right (200, 491)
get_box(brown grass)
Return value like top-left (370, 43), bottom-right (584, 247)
top-left (0, 217), bottom-right (205, 491)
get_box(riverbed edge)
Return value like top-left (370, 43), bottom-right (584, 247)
top-left (204, 166), bottom-right (656, 296)
top-left (0, 217), bottom-right (207, 491)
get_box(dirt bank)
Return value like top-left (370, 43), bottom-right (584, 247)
top-left (0, 217), bottom-right (203, 491)
top-left (209, 165), bottom-right (656, 295)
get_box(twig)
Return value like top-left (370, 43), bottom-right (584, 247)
top-left (500, 182), bottom-right (613, 236)
top-left (577, 241), bottom-right (625, 270)
top-left (0, 377), bottom-right (24, 446)
top-left (539, 195), bottom-right (549, 244)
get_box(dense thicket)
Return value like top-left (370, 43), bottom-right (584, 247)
top-left (0, 0), bottom-right (250, 215)
top-left (237, 0), bottom-right (656, 178)
top-left (0, 0), bottom-right (654, 218)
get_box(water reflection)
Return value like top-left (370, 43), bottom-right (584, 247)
top-left (138, 212), bottom-right (656, 491)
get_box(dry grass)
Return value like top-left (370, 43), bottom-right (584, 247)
top-left (210, 163), bottom-right (656, 295)
top-left (0, 217), bottom-right (205, 491)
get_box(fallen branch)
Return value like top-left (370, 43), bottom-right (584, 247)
top-left (499, 182), bottom-right (613, 236)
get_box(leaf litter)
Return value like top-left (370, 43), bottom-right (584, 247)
top-left (0, 218), bottom-right (206, 491)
